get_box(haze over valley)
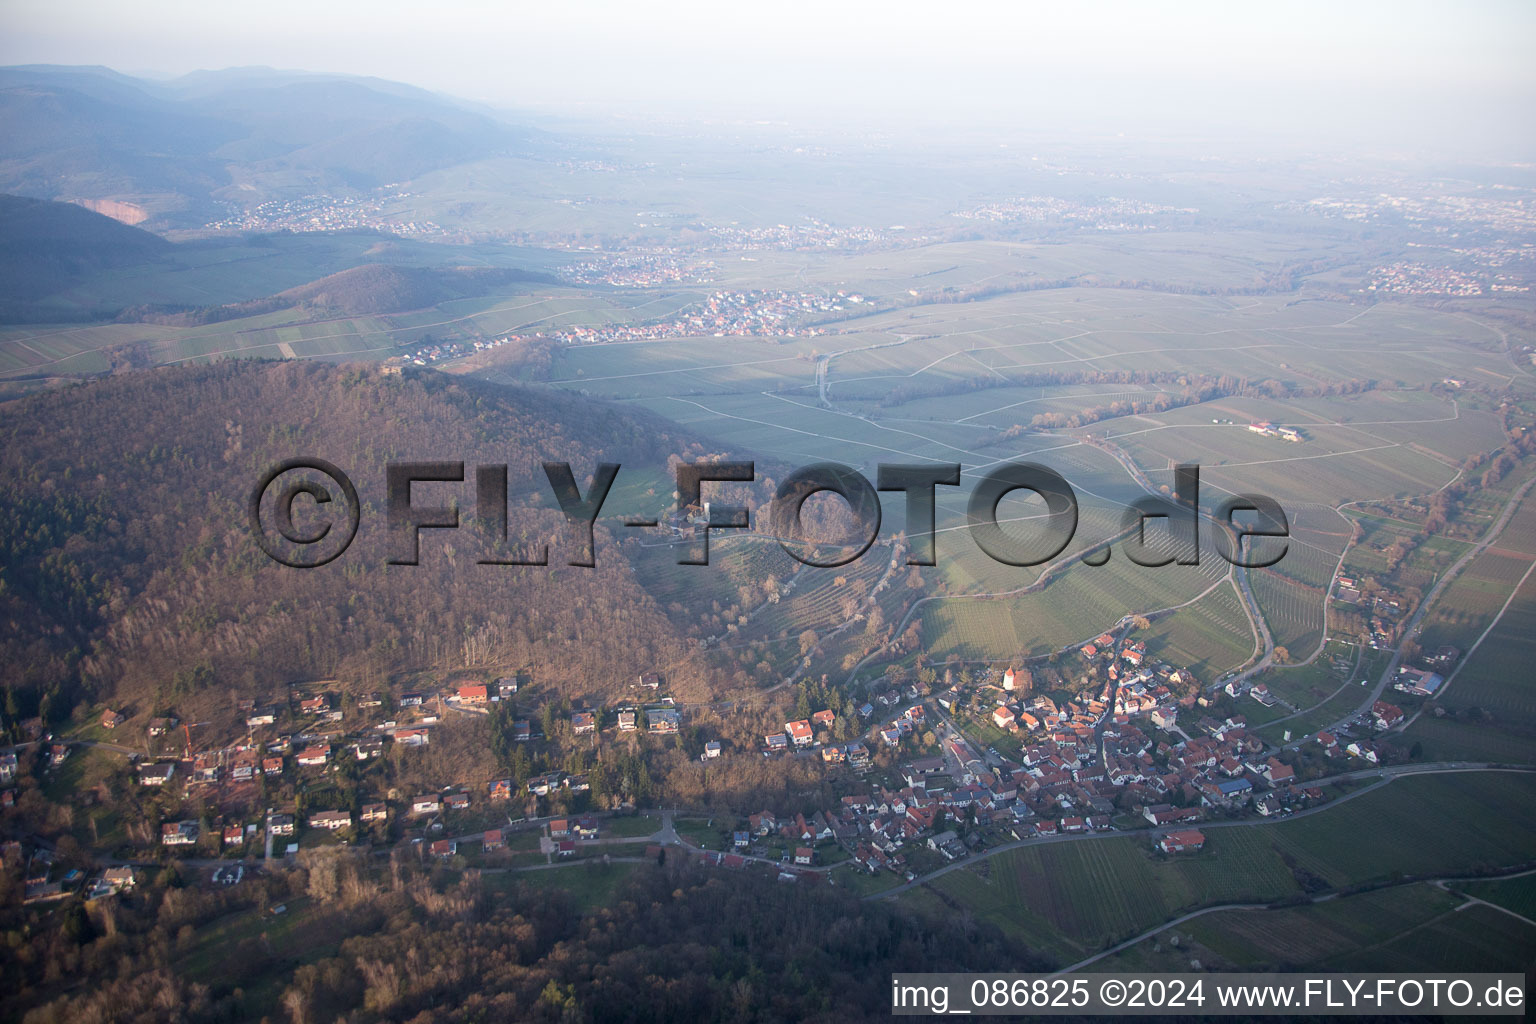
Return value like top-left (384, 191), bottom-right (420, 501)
top-left (1, 4), bottom-right (1535, 1020)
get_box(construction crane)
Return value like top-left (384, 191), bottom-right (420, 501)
top-left (182, 721), bottom-right (210, 758)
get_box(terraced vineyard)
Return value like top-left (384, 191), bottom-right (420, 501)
top-left (1251, 570), bottom-right (1326, 657)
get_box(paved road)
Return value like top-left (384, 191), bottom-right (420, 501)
top-left (1090, 437), bottom-right (1274, 683)
top-left (1058, 900), bottom-right (1275, 973)
top-left (865, 763), bottom-right (1531, 901)
top-left (1263, 644), bottom-right (1362, 731)
top-left (1309, 472), bottom-right (1536, 744)
top-left (1222, 562), bottom-right (1276, 685)
top-left (1433, 867), bottom-right (1536, 930)
top-left (1061, 861), bottom-right (1536, 974)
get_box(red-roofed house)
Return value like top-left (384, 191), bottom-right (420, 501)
top-left (1158, 829), bottom-right (1206, 854)
top-left (1371, 701), bottom-right (1405, 730)
top-left (456, 683), bottom-right (488, 704)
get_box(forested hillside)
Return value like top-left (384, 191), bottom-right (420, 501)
top-left (8, 852), bottom-right (1037, 1023)
top-left (0, 194), bottom-right (171, 321)
top-left (0, 360), bottom-right (740, 734)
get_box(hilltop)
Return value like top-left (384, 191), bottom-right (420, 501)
top-left (0, 65), bottom-right (556, 228)
top-left (0, 359), bottom-right (731, 735)
top-left (278, 264), bottom-right (559, 315)
top-left (138, 263), bottom-right (564, 324)
top-left (0, 193), bottom-right (171, 320)
top-left (0, 195), bottom-right (560, 325)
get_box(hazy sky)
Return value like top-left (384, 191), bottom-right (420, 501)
top-left (4, 0), bottom-right (1534, 156)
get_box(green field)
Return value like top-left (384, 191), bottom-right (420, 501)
top-left (917, 826), bottom-right (1300, 963)
top-left (1401, 714), bottom-right (1536, 764)
top-left (1334, 903), bottom-right (1535, 972)
top-left (1100, 881), bottom-right (1535, 973)
top-left (1135, 580), bottom-right (1256, 679)
top-left (1456, 873), bottom-right (1536, 922)
top-left (497, 861), bottom-right (647, 912)
top-left (901, 770), bottom-right (1536, 965)
top-left (1203, 885), bottom-right (1469, 970)
top-left (1435, 573), bottom-right (1536, 727)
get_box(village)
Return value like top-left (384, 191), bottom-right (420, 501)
top-left (950, 194), bottom-right (1198, 230)
top-left (202, 188), bottom-right (444, 238)
top-left (4, 617), bottom-right (1434, 907)
top-left (388, 287), bottom-right (851, 370)
top-left (560, 252), bottom-right (716, 288)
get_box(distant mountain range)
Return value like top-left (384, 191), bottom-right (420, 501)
top-left (0, 65), bottom-right (560, 229)
top-left (0, 193), bottom-right (559, 324)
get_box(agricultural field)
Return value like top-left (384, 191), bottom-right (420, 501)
top-left (1400, 714), bottom-right (1536, 765)
top-left (1098, 882), bottom-right (1536, 974)
top-left (1261, 771), bottom-right (1536, 887)
top-left (903, 770), bottom-right (1536, 966)
top-left (1416, 548), bottom-right (1535, 653)
top-left (8, 207), bottom-right (1535, 763)
top-left (1110, 884), bottom-right (1461, 971)
top-left (935, 825), bottom-right (1302, 963)
top-left (1133, 580), bottom-right (1256, 679)
top-left (490, 276), bottom-right (1536, 693)
top-left (1456, 873), bottom-right (1536, 922)
top-left (1434, 573), bottom-right (1536, 728)
top-left (1331, 903), bottom-right (1535, 972)
top-left (917, 546), bottom-right (1228, 663)
top-left (1250, 570), bottom-right (1326, 658)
